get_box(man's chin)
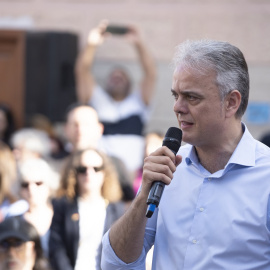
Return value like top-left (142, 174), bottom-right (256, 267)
top-left (181, 134), bottom-right (195, 146)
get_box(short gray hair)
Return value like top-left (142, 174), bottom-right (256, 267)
top-left (18, 158), bottom-right (59, 191)
top-left (173, 40), bottom-right (249, 118)
top-left (10, 128), bottom-right (51, 157)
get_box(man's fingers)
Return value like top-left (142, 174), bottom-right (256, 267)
top-left (175, 155), bottom-right (182, 167)
top-left (143, 160), bottom-right (175, 182)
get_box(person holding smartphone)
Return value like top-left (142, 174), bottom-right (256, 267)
top-left (74, 20), bottom-right (156, 179)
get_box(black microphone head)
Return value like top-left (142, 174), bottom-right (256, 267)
top-left (162, 127), bottom-right (182, 154)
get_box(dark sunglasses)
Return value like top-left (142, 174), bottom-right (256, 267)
top-left (0, 240), bottom-right (25, 252)
top-left (75, 165), bottom-right (104, 174)
top-left (20, 181), bottom-right (43, 189)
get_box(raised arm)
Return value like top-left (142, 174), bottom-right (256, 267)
top-left (107, 146), bottom-right (182, 264)
top-left (74, 21), bottom-right (108, 104)
top-left (126, 26), bottom-right (157, 105)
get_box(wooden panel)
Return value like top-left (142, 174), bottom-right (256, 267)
top-left (0, 30), bottom-right (25, 128)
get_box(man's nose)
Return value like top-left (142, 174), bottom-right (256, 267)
top-left (7, 247), bottom-right (17, 257)
top-left (173, 96), bottom-right (188, 114)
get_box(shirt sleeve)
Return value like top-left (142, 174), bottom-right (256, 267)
top-left (101, 210), bottom-right (157, 270)
top-left (101, 230), bottom-right (145, 270)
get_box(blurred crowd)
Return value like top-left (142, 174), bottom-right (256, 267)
top-left (0, 20), bottom-right (161, 270)
top-left (1, 20), bottom-right (270, 270)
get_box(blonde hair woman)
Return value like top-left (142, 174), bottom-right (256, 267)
top-left (49, 147), bottom-right (125, 270)
top-left (0, 141), bottom-right (28, 221)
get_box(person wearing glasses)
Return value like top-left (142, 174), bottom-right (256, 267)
top-left (0, 216), bottom-right (49, 270)
top-left (17, 158), bottom-right (58, 258)
top-left (63, 103), bottom-right (135, 203)
top-left (49, 147), bottom-right (125, 270)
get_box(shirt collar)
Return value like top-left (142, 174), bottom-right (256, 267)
top-left (185, 123), bottom-right (256, 168)
top-left (225, 123), bottom-right (256, 167)
top-left (185, 147), bottom-right (199, 166)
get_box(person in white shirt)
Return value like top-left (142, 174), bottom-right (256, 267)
top-left (101, 40), bottom-right (270, 269)
top-left (75, 20), bottom-right (156, 176)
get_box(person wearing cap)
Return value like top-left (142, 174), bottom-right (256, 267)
top-left (0, 216), bottom-right (49, 270)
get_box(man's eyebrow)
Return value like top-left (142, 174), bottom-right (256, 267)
top-left (171, 88), bottom-right (203, 98)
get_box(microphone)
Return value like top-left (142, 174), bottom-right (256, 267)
top-left (146, 127), bottom-right (182, 218)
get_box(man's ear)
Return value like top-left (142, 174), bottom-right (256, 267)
top-left (99, 123), bottom-right (104, 136)
top-left (225, 90), bottom-right (241, 118)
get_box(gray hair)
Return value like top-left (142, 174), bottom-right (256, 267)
top-left (18, 158), bottom-right (59, 191)
top-left (10, 128), bottom-right (51, 157)
top-left (173, 40), bottom-right (249, 118)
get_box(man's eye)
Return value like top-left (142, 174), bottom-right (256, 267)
top-left (187, 95), bottom-right (196, 101)
top-left (171, 92), bottom-right (178, 100)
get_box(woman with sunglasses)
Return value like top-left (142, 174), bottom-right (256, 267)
top-left (49, 147), bottom-right (125, 270)
top-left (18, 158), bottom-right (58, 259)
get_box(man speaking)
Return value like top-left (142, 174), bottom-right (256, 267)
top-left (101, 40), bottom-right (270, 269)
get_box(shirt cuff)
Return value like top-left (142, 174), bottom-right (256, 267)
top-left (101, 230), bottom-right (146, 270)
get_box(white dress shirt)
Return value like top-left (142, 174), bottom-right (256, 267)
top-left (101, 124), bottom-right (270, 270)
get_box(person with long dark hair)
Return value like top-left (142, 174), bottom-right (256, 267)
top-left (49, 147), bottom-right (125, 270)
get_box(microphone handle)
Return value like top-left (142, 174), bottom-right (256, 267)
top-left (145, 148), bottom-right (178, 218)
top-left (146, 181), bottom-right (165, 218)
top-left (145, 127), bottom-right (182, 218)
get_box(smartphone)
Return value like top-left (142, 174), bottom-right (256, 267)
top-left (105, 25), bottom-right (129, 35)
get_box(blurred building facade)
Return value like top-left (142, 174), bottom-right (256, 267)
top-left (0, 0), bottom-right (270, 139)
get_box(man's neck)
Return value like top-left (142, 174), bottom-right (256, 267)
top-left (107, 88), bottom-right (129, 101)
top-left (110, 93), bottom-right (126, 101)
top-left (195, 122), bottom-right (243, 174)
